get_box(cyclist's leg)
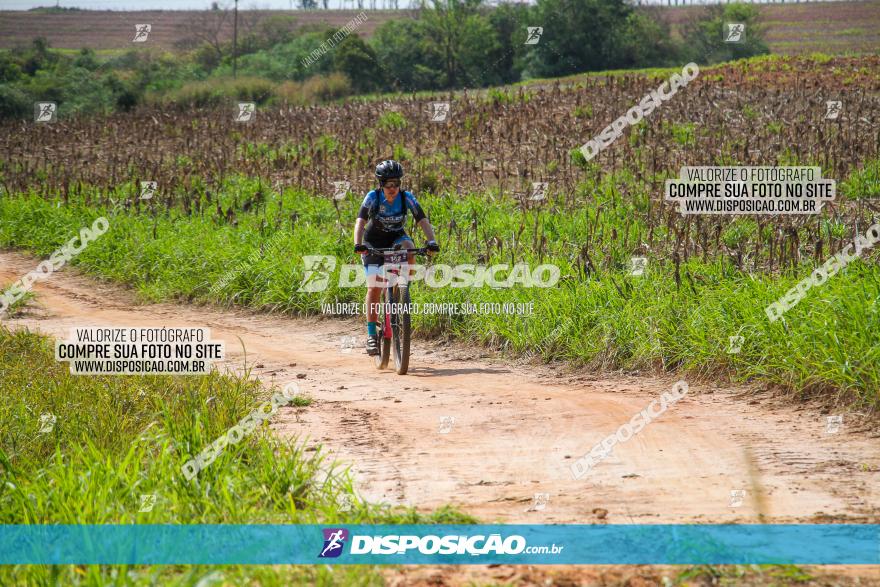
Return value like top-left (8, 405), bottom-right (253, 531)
top-left (362, 236), bottom-right (388, 353)
top-left (364, 240), bottom-right (385, 328)
top-left (365, 270), bottom-right (382, 324)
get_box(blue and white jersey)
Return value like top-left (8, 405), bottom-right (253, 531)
top-left (357, 189), bottom-right (427, 234)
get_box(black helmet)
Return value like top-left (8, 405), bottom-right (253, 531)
top-left (375, 160), bottom-right (404, 181)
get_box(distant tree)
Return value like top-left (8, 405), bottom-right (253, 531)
top-left (370, 19), bottom-right (443, 91)
top-left (418, 0), bottom-right (499, 88)
top-left (529, 0), bottom-right (635, 78)
top-left (194, 42), bottom-right (224, 71)
top-left (0, 84), bottom-right (31, 119)
top-left (255, 14), bottom-right (298, 49)
top-left (617, 9), bottom-right (679, 68)
top-left (235, 10), bottom-right (268, 55)
top-left (680, 3), bottom-right (768, 64)
top-left (0, 52), bottom-right (23, 83)
top-left (72, 47), bottom-right (99, 71)
top-left (105, 72), bottom-right (141, 112)
top-left (22, 37), bottom-right (57, 75)
top-left (180, 8), bottom-right (232, 63)
top-left (486, 2), bottom-right (530, 85)
top-left (333, 34), bottom-right (383, 92)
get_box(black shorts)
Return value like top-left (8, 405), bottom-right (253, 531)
top-left (362, 231), bottom-right (413, 267)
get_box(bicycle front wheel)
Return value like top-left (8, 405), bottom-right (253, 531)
top-left (392, 285), bottom-right (412, 375)
top-left (375, 290), bottom-right (391, 370)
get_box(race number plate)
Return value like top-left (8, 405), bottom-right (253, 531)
top-left (385, 251), bottom-right (408, 264)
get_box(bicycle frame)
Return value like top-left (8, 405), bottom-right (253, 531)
top-left (368, 247), bottom-right (426, 336)
top-left (365, 246), bottom-right (429, 373)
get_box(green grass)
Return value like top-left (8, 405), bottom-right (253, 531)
top-left (676, 564), bottom-right (813, 585)
top-left (0, 286), bottom-right (35, 318)
top-left (1, 169), bottom-right (879, 410)
top-left (834, 28), bottom-right (868, 37)
top-left (53, 47), bottom-right (131, 57)
top-left (840, 157), bottom-right (880, 199)
top-left (0, 327), bottom-right (474, 585)
top-left (516, 53), bottom-right (837, 88)
top-left (376, 110), bottom-right (408, 131)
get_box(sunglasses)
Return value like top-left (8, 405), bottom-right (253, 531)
top-left (382, 179), bottom-right (401, 188)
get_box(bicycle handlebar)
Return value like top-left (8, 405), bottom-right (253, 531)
top-left (365, 247), bottom-right (430, 256)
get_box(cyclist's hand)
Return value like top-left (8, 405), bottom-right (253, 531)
top-left (354, 244), bottom-right (368, 254)
top-left (426, 241), bottom-right (440, 256)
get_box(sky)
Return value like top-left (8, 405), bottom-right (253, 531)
top-left (3, 1), bottom-right (318, 8)
top-left (0, 0), bottom-right (797, 10)
top-left (1, 0), bottom-right (429, 8)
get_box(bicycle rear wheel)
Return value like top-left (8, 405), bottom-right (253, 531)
top-left (392, 285), bottom-right (412, 375)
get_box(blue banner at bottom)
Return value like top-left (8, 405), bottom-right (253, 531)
top-left (1, 525), bottom-right (878, 565)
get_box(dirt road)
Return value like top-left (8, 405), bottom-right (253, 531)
top-left (2, 250), bottom-right (878, 528)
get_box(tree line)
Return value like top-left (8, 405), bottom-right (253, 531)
top-left (0, 0), bottom-right (767, 118)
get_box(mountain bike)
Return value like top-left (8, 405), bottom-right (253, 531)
top-left (366, 246), bottom-right (428, 375)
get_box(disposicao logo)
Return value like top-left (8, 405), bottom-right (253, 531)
top-left (319, 528), bottom-right (349, 558)
top-left (316, 529), bottom-right (563, 558)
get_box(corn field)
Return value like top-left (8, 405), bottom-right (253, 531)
top-left (2, 54), bottom-right (879, 275)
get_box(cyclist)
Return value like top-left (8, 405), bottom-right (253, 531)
top-left (354, 160), bottom-right (440, 355)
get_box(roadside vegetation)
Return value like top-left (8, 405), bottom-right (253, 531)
top-left (0, 326), bottom-right (473, 585)
top-left (1, 49), bottom-right (877, 410)
top-left (1, 152), bottom-right (877, 409)
top-left (0, 0), bottom-right (768, 118)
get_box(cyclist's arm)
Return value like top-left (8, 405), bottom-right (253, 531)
top-left (417, 218), bottom-right (436, 242)
top-left (354, 218), bottom-right (367, 246)
top-left (404, 192), bottom-right (436, 242)
top-left (355, 193), bottom-right (375, 246)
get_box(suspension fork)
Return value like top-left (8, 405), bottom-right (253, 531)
top-left (383, 285), bottom-right (393, 338)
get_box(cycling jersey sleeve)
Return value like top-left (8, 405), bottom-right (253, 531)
top-left (404, 191), bottom-right (427, 223)
top-left (357, 191), bottom-right (377, 221)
